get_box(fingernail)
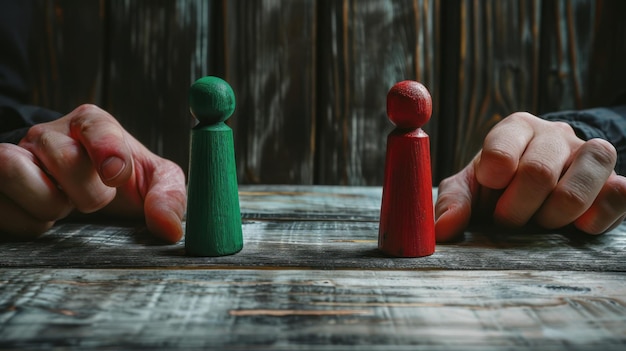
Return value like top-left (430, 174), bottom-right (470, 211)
top-left (101, 156), bottom-right (126, 181)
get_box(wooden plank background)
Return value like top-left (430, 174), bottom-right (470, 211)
top-left (316, 0), bottom-right (440, 185)
top-left (223, 0), bottom-right (317, 184)
top-left (26, 0), bottom-right (626, 185)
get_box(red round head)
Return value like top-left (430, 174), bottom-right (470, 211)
top-left (386, 80), bottom-right (432, 129)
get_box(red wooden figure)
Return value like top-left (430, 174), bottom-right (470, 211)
top-left (378, 80), bottom-right (435, 257)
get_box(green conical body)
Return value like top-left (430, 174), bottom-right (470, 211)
top-left (185, 122), bottom-right (243, 256)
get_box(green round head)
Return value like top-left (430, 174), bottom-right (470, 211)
top-left (189, 76), bottom-right (236, 126)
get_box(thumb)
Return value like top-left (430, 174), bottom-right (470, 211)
top-left (143, 162), bottom-right (187, 243)
top-left (435, 159), bottom-right (479, 242)
top-left (99, 151), bottom-right (187, 243)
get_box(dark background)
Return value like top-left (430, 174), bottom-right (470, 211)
top-left (27, 0), bottom-right (626, 185)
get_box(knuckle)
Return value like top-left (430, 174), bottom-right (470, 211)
top-left (73, 103), bottom-right (105, 117)
top-left (21, 125), bottom-right (76, 166)
top-left (480, 147), bottom-right (517, 168)
top-left (25, 126), bottom-right (65, 156)
top-left (71, 104), bottom-right (114, 125)
top-left (70, 110), bottom-right (99, 134)
top-left (503, 112), bottom-right (546, 130)
top-left (505, 111), bottom-right (535, 124)
top-left (437, 175), bottom-right (455, 190)
top-left (605, 176), bottom-right (626, 208)
top-left (553, 121), bottom-right (575, 135)
top-left (22, 123), bottom-right (46, 143)
top-left (518, 159), bottom-right (558, 190)
top-left (584, 138), bottom-right (617, 168)
top-left (552, 186), bottom-right (589, 211)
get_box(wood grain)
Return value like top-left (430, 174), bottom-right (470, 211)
top-left (317, 0), bottom-right (440, 185)
top-left (105, 0), bottom-right (216, 174)
top-left (239, 185), bottom-right (382, 220)
top-left (0, 269), bottom-right (624, 350)
top-left (539, 0), bottom-right (626, 111)
top-left (185, 124), bottom-right (243, 256)
top-left (439, 0), bottom-right (542, 175)
top-left (379, 129), bottom-right (435, 257)
top-left (2, 218), bottom-right (623, 272)
top-left (1, 186), bottom-right (625, 272)
top-left (29, 0), bottom-right (103, 112)
top-left (221, 0), bottom-right (317, 184)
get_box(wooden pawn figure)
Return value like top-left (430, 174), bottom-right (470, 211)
top-left (378, 80), bottom-right (435, 257)
top-left (185, 76), bottom-right (243, 256)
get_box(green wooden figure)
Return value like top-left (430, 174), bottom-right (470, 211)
top-left (185, 76), bottom-right (243, 256)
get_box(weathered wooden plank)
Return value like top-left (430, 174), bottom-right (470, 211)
top-left (29, 0), bottom-right (104, 112)
top-left (0, 269), bottom-right (624, 350)
top-left (538, 0), bottom-right (626, 112)
top-left (438, 0), bottom-right (542, 176)
top-left (105, 0), bottom-right (216, 174)
top-left (317, 0), bottom-right (440, 185)
top-left (1, 185), bottom-right (624, 271)
top-left (239, 185), bottom-right (382, 220)
top-left (221, 0), bottom-right (317, 184)
top-left (1, 218), bottom-right (623, 271)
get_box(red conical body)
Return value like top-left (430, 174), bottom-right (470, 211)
top-left (378, 128), bottom-right (434, 257)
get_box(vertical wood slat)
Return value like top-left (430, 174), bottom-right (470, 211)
top-left (438, 0), bottom-right (542, 176)
top-left (539, 0), bottom-right (594, 112)
top-left (221, 0), bottom-right (317, 184)
top-left (29, 0), bottom-right (104, 113)
top-left (105, 0), bottom-right (215, 174)
top-left (317, 0), bottom-right (440, 185)
top-left (539, 0), bottom-right (626, 113)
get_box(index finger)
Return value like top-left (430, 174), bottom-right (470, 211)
top-left (67, 104), bottom-right (134, 187)
top-left (475, 113), bottom-right (535, 189)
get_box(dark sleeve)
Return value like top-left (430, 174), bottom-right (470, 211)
top-left (0, 100), bottom-right (62, 144)
top-left (0, 1), bottom-right (62, 144)
top-left (541, 105), bottom-right (626, 175)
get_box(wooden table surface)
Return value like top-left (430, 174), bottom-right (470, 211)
top-left (1, 185), bottom-right (625, 350)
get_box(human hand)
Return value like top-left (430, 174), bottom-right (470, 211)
top-left (435, 112), bottom-right (626, 242)
top-left (0, 104), bottom-right (186, 242)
